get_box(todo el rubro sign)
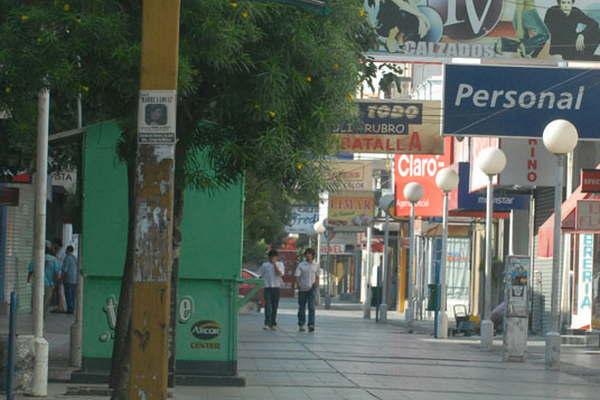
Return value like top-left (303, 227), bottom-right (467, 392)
top-left (365, 0), bottom-right (600, 62)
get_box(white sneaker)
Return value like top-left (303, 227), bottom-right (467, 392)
top-left (270, 326), bottom-right (277, 331)
top-left (263, 325), bottom-right (269, 330)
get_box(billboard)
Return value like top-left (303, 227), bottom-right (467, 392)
top-left (335, 100), bottom-right (444, 154)
top-left (394, 137), bottom-right (453, 217)
top-left (365, 0), bottom-right (600, 62)
top-left (285, 206), bottom-right (319, 234)
top-left (444, 64), bottom-right (600, 139)
top-left (328, 160), bottom-right (373, 191)
top-left (327, 191), bottom-right (375, 229)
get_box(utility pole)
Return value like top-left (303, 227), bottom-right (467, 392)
top-left (128, 1), bottom-right (181, 398)
top-left (31, 89), bottom-right (50, 397)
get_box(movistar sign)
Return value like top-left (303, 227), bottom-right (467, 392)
top-left (444, 65), bottom-right (600, 139)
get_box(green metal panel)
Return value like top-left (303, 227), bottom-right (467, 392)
top-left (179, 182), bottom-right (244, 280)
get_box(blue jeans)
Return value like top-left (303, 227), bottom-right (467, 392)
top-left (298, 288), bottom-right (315, 327)
top-left (501, 9), bottom-right (549, 58)
top-left (65, 283), bottom-right (76, 313)
top-left (264, 288), bottom-right (280, 327)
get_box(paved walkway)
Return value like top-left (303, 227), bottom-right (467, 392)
top-left (11, 299), bottom-right (600, 399)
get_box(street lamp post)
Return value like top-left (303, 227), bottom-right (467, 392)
top-left (435, 168), bottom-right (459, 339)
top-left (476, 147), bottom-right (507, 351)
top-left (313, 220), bottom-right (332, 309)
top-left (378, 195), bottom-right (396, 322)
top-left (542, 119), bottom-right (579, 369)
top-left (403, 183), bottom-right (424, 326)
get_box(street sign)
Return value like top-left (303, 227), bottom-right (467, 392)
top-left (581, 169), bottom-right (600, 193)
top-left (444, 64), bottom-right (600, 139)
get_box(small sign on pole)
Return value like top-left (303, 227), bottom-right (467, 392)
top-left (581, 169), bottom-right (600, 193)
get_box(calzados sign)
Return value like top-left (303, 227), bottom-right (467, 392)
top-left (335, 100), bottom-right (443, 154)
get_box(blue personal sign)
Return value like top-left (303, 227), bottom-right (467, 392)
top-left (457, 163), bottom-right (528, 211)
top-left (444, 64), bottom-right (600, 139)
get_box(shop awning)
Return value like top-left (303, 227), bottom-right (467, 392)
top-left (537, 186), bottom-right (600, 257)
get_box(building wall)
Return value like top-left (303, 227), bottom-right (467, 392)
top-left (1, 183), bottom-right (34, 313)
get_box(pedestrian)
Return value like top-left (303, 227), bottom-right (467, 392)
top-left (545, 0), bottom-right (600, 60)
top-left (27, 241), bottom-right (62, 315)
top-left (52, 238), bottom-right (68, 312)
top-left (295, 248), bottom-right (320, 332)
top-left (257, 250), bottom-right (284, 331)
top-left (62, 245), bottom-right (78, 314)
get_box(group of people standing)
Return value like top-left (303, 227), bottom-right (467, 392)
top-left (28, 239), bottom-right (79, 315)
top-left (257, 248), bottom-right (320, 332)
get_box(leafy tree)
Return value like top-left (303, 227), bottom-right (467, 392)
top-left (0, 1), bottom-right (376, 397)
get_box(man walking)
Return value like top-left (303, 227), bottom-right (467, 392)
top-left (258, 250), bottom-right (284, 330)
top-left (295, 248), bottom-right (319, 332)
top-left (62, 245), bottom-right (78, 314)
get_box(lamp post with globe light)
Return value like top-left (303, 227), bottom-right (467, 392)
top-left (313, 220), bottom-right (332, 309)
top-left (378, 194), bottom-right (396, 322)
top-left (542, 119), bottom-right (579, 369)
top-left (476, 147), bottom-right (507, 351)
top-left (403, 182), bottom-right (424, 326)
top-left (435, 168), bottom-right (459, 339)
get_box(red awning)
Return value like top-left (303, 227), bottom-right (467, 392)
top-left (537, 186), bottom-right (600, 257)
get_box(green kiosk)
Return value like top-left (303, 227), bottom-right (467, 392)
top-left (74, 122), bottom-right (252, 385)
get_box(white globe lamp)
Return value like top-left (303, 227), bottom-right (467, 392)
top-left (435, 168), bottom-right (459, 193)
top-left (476, 147), bottom-right (507, 176)
top-left (543, 119), bottom-right (579, 155)
top-left (403, 182), bottom-right (424, 203)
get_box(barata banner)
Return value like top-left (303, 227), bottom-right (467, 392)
top-left (334, 100), bottom-right (443, 154)
top-left (364, 0), bottom-right (600, 62)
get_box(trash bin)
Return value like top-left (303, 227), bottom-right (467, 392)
top-left (370, 286), bottom-right (382, 307)
top-left (427, 283), bottom-right (439, 311)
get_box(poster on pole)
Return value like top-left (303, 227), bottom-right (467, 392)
top-left (364, 0), bottom-right (600, 63)
top-left (138, 90), bottom-right (177, 145)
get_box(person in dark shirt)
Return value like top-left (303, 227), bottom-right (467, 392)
top-left (544, 0), bottom-right (600, 60)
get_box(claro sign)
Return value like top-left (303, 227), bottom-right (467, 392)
top-left (395, 137), bottom-right (453, 217)
top-left (444, 65), bottom-right (600, 140)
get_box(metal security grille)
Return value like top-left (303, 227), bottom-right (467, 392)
top-left (446, 237), bottom-right (471, 308)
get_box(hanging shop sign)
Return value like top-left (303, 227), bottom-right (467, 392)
top-left (450, 163), bottom-right (528, 211)
top-left (335, 100), bottom-right (443, 154)
top-left (51, 170), bottom-right (77, 194)
top-left (469, 137), bottom-right (556, 191)
top-left (394, 137), bottom-right (453, 217)
top-left (328, 160), bottom-right (373, 191)
top-left (581, 169), bottom-right (600, 193)
top-left (572, 234), bottom-right (594, 331)
top-left (285, 206), bottom-right (319, 234)
top-left (575, 200), bottom-right (600, 231)
top-left (365, 1), bottom-right (600, 63)
top-left (327, 191), bottom-right (375, 229)
top-left (444, 64), bottom-right (600, 139)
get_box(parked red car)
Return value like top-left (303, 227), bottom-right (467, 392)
top-left (239, 269), bottom-right (265, 311)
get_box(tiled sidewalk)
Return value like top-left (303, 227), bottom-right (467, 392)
top-left (16, 300), bottom-right (600, 399)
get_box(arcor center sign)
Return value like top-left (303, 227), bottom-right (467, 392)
top-left (365, 0), bottom-right (600, 62)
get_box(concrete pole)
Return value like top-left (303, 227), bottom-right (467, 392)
top-left (546, 155), bottom-right (564, 369)
top-left (481, 174), bottom-right (494, 351)
top-left (324, 235), bottom-right (331, 309)
top-left (70, 95), bottom-right (84, 368)
top-left (436, 192), bottom-right (449, 338)
top-left (31, 89), bottom-right (50, 397)
top-left (406, 203), bottom-right (416, 325)
top-left (363, 226), bottom-right (372, 319)
top-left (128, 1), bottom-right (181, 398)
top-left (379, 213), bottom-right (390, 322)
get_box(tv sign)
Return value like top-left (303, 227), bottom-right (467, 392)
top-left (444, 65), bottom-right (600, 139)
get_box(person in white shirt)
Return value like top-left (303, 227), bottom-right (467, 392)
top-left (295, 248), bottom-right (320, 332)
top-left (257, 250), bottom-right (285, 330)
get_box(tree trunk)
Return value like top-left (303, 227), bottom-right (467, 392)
top-left (110, 140), bottom-right (136, 399)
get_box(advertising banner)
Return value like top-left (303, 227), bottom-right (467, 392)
top-left (469, 138), bottom-right (556, 190)
top-left (575, 200), bottom-right (600, 231)
top-left (444, 64), bottom-right (600, 139)
top-left (394, 137), bottom-right (453, 217)
top-left (285, 206), bottom-right (319, 234)
top-left (328, 160), bottom-right (373, 191)
top-left (572, 233), bottom-right (594, 331)
top-left (335, 100), bottom-right (444, 154)
top-left (327, 191), bottom-right (375, 229)
top-left (581, 169), bottom-right (600, 192)
top-left (450, 163), bottom-right (528, 211)
top-left (365, 0), bottom-right (600, 62)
